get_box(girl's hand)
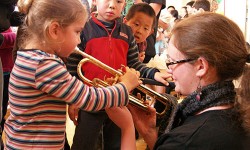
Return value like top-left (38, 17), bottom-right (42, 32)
top-left (68, 104), bottom-right (79, 125)
top-left (119, 67), bottom-right (142, 92)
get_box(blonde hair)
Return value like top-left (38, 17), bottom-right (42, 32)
top-left (17, 0), bottom-right (87, 48)
top-left (171, 12), bottom-right (250, 134)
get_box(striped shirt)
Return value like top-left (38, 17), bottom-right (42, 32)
top-left (4, 49), bottom-right (129, 149)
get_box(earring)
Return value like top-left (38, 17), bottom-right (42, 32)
top-left (196, 77), bottom-right (202, 101)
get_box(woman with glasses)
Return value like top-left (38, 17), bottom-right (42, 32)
top-left (106, 12), bottom-right (250, 150)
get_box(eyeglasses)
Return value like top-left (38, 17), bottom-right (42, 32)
top-left (166, 58), bottom-right (196, 69)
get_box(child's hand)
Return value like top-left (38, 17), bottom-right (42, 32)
top-left (154, 71), bottom-right (172, 86)
top-left (138, 51), bottom-right (145, 62)
top-left (119, 67), bottom-right (142, 92)
top-left (105, 77), bottom-right (116, 85)
top-left (106, 106), bottom-right (137, 150)
top-left (68, 104), bottom-right (79, 125)
top-left (128, 104), bottom-right (157, 150)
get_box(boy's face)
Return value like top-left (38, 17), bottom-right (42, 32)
top-left (93, 0), bottom-right (125, 23)
top-left (125, 12), bottom-right (154, 43)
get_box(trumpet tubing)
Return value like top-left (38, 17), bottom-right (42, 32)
top-left (74, 48), bottom-right (174, 117)
top-left (74, 48), bottom-right (123, 85)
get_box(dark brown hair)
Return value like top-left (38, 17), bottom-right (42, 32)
top-left (193, 0), bottom-right (211, 11)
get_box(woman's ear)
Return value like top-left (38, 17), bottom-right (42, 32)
top-left (48, 21), bottom-right (61, 40)
top-left (195, 57), bottom-right (209, 77)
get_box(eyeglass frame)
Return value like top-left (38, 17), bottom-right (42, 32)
top-left (166, 58), bottom-right (197, 69)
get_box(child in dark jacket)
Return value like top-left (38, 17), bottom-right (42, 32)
top-left (66, 0), bottom-right (170, 150)
top-left (124, 3), bottom-right (156, 62)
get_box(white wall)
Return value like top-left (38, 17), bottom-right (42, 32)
top-left (246, 0), bottom-right (250, 43)
top-left (164, 0), bottom-right (249, 43)
top-left (224, 0), bottom-right (248, 42)
top-left (165, 0), bottom-right (189, 10)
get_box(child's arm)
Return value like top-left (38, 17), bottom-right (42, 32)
top-left (126, 36), bottom-right (156, 78)
top-left (128, 105), bottom-right (158, 150)
top-left (35, 60), bottom-right (140, 111)
top-left (127, 34), bottom-right (170, 85)
top-left (106, 106), bottom-right (136, 150)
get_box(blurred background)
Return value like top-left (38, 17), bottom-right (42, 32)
top-left (165, 0), bottom-right (250, 44)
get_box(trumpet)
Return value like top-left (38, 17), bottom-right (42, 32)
top-left (74, 48), bottom-right (175, 117)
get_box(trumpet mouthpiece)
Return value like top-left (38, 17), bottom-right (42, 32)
top-left (74, 47), bottom-right (81, 53)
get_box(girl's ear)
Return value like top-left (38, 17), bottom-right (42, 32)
top-left (48, 21), bottom-right (61, 40)
top-left (195, 57), bottom-right (209, 77)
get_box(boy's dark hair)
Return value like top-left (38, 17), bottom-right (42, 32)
top-left (125, 3), bottom-right (156, 29)
top-left (167, 5), bottom-right (175, 10)
top-left (170, 10), bottom-right (179, 21)
top-left (193, 0), bottom-right (211, 11)
top-left (186, 1), bottom-right (195, 7)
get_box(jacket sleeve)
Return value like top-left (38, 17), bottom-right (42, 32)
top-left (0, 31), bottom-right (16, 49)
top-left (126, 30), bottom-right (159, 79)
